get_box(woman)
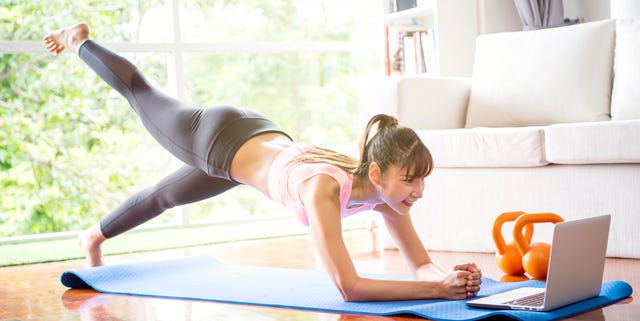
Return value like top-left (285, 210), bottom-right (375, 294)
top-left (44, 23), bottom-right (482, 302)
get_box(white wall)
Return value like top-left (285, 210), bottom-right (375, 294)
top-left (477, 0), bottom-right (522, 35)
top-left (563, 0), bottom-right (611, 22)
top-left (610, 0), bottom-right (640, 19)
top-left (436, 0), bottom-right (479, 77)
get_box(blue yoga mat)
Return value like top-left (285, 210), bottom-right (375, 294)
top-left (61, 256), bottom-right (632, 321)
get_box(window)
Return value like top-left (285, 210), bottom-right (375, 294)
top-left (0, 0), bottom-right (383, 237)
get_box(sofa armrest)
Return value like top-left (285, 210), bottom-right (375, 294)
top-left (373, 75), bottom-right (471, 130)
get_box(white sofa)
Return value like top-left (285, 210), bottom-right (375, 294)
top-left (374, 19), bottom-right (640, 259)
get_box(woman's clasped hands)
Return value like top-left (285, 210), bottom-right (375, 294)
top-left (442, 263), bottom-right (483, 300)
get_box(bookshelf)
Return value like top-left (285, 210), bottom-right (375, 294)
top-left (382, 0), bottom-right (478, 77)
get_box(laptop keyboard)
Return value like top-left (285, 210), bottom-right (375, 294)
top-left (503, 292), bottom-right (545, 307)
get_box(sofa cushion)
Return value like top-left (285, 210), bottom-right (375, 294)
top-left (545, 120), bottom-right (640, 164)
top-left (611, 19), bottom-right (640, 120)
top-left (396, 76), bottom-right (472, 129)
top-left (466, 20), bottom-right (615, 128)
top-left (417, 126), bottom-right (548, 167)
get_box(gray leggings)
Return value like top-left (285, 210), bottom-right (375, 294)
top-left (78, 40), bottom-right (290, 238)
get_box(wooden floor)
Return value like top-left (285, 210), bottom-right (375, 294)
top-left (0, 230), bottom-right (638, 320)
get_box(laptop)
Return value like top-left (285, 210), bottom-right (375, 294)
top-left (467, 214), bottom-right (611, 311)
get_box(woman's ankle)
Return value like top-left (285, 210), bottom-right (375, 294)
top-left (66, 23), bottom-right (91, 54)
top-left (78, 224), bottom-right (106, 266)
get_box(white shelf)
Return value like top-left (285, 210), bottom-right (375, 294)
top-left (383, 6), bottom-right (434, 28)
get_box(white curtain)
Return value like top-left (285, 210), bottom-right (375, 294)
top-left (513, 0), bottom-right (565, 30)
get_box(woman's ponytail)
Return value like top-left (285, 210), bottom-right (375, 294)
top-left (355, 114), bottom-right (432, 180)
top-left (358, 114), bottom-right (399, 163)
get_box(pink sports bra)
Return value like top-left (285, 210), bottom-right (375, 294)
top-left (267, 143), bottom-right (376, 226)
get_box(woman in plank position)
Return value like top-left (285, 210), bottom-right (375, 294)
top-left (44, 23), bottom-right (482, 302)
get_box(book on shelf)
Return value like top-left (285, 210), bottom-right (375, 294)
top-left (384, 27), bottom-right (437, 76)
top-left (384, 0), bottom-right (418, 13)
top-left (395, 0), bottom-right (417, 12)
top-left (384, 0), bottom-right (431, 14)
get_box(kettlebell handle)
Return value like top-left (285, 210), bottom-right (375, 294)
top-left (513, 213), bottom-right (564, 256)
top-left (492, 211), bottom-right (534, 255)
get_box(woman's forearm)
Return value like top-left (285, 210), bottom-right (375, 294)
top-left (339, 267), bottom-right (475, 302)
top-left (341, 277), bottom-right (443, 302)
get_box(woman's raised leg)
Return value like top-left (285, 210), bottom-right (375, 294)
top-left (46, 24), bottom-right (242, 266)
top-left (45, 23), bottom-right (218, 174)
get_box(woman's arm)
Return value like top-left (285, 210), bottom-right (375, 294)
top-left (375, 203), bottom-right (482, 296)
top-left (299, 175), bottom-right (473, 302)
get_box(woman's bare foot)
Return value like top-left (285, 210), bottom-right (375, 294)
top-left (78, 224), bottom-right (107, 267)
top-left (43, 23), bottom-right (91, 55)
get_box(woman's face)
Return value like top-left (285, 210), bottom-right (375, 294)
top-left (376, 164), bottom-right (425, 215)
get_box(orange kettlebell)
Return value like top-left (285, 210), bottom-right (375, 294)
top-left (492, 211), bottom-right (534, 275)
top-left (513, 213), bottom-right (564, 279)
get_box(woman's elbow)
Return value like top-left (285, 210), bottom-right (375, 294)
top-left (336, 281), bottom-right (367, 302)
top-left (339, 289), bottom-right (363, 302)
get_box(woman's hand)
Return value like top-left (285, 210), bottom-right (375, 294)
top-left (453, 263), bottom-right (482, 298)
top-left (419, 262), bottom-right (483, 299)
top-left (436, 263), bottom-right (483, 300)
top-left (439, 269), bottom-right (474, 299)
